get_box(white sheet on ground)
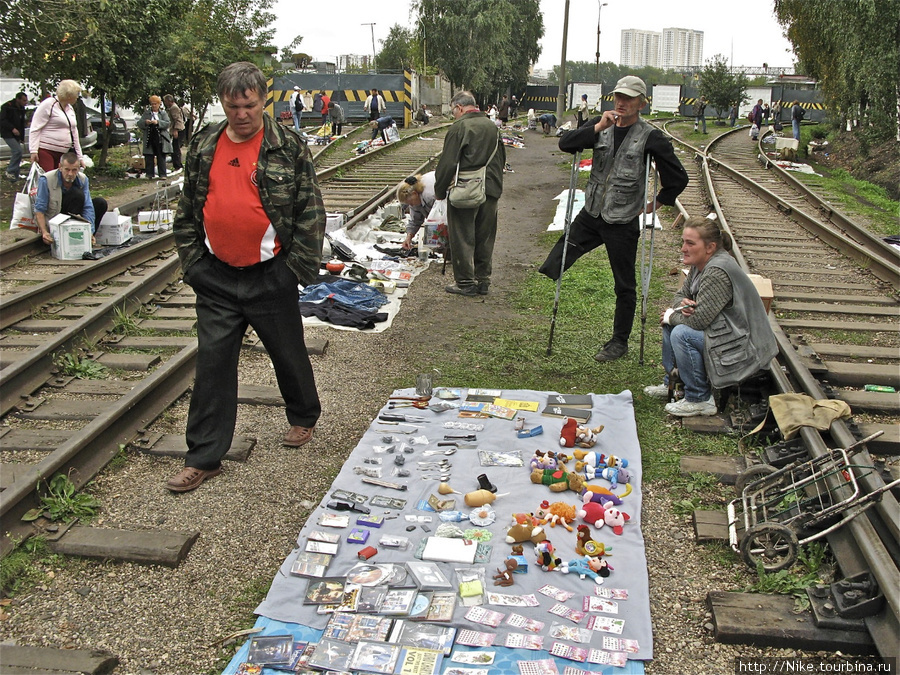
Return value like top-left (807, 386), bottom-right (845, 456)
top-left (254, 388), bottom-right (654, 665)
top-left (547, 190), bottom-right (660, 230)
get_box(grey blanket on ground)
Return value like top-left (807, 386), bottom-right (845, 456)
top-left (254, 388), bottom-right (654, 661)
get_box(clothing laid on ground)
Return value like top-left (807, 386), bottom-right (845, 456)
top-left (433, 110), bottom-right (506, 291)
top-left (662, 248), bottom-right (777, 402)
top-left (174, 113), bottom-right (325, 472)
top-left (540, 117), bottom-right (688, 346)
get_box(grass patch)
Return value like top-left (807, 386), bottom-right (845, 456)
top-left (23, 473), bottom-right (101, 524)
top-left (0, 537), bottom-right (60, 597)
top-left (744, 542), bottom-right (832, 612)
top-left (53, 351), bottom-right (107, 379)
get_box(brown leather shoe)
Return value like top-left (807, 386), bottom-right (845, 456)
top-left (165, 466), bottom-right (222, 493)
top-left (283, 425), bottom-right (315, 447)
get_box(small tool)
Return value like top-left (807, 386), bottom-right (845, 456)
top-left (388, 395), bottom-right (431, 402)
top-left (380, 414), bottom-right (428, 423)
top-left (361, 477), bottom-right (408, 491)
top-left (327, 500), bottom-right (372, 514)
top-left (673, 303), bottom-right (697, 314)
top-left (444, 434), bottom-right (476, 441)
top-left (423, 448), bottom-right (457, 456)
top-left (388, 401), bottom-right (429, 409)
top-left (375, 425), bottom-right (419, 434)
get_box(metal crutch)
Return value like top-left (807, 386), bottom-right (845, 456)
top-left (638, 156), bottom-right (658, 366)
top-left (546, 151), bottom-right (581, 356)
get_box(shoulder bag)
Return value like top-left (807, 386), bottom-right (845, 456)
top-left (448, 134), bottom-right (500, 209)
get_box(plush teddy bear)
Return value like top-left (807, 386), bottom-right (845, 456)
top-left (505, 521), bottom-right (547, 545)
top-left (530, 467), bottom-right (586, 493)
top-left (577, 500), bottom-right (606, 528)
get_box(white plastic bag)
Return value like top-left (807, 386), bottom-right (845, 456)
top-left (10, 163), bottom-right (45, 230)
top-left (385, 124), bottom-right (400, 143)
top-left (423, 199), bottom-right (448, 249)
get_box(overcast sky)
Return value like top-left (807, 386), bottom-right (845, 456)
top-left (272, 0), bottom-right (796, 72)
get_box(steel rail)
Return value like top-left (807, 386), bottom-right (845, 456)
top-left (0, 256), bottom-right (181, 417)
top-left (0, 343), bottom-right (197, 558)
top-left (0, 233), bottom-right (176, 330)
top-left (691, 132), bottom-right (900, 660)
top-left (0, 232), bottom-right (45, 270)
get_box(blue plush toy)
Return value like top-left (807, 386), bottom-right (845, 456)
top-left (558, 556), bottom-right (612, 584)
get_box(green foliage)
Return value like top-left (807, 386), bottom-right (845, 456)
top-left (0, 537), bottom-right (56, 597)
top-left (414, 0), bottom-right (543, 96)
top-left (25, 473), bottom-right (101, 524)
top-left (699, 55), bottom-right (749, 119)
top-left (53, 352), bottom-right (107, 379)
top-left (376, 24), bottom-right (416, 72)
top-left (774, 0), bottom-right (899, 142)
top-left (745, 542), bottom-right (832, 612)
top-left (550, 62), bottom-right (688, 88)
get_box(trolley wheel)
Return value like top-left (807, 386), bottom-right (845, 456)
top-left (735, 463), bottom-right (779, 497)
top-left (740, 522), bottom-right (799, 572)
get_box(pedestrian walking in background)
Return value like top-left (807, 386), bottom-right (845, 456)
top-left (29, 80), bottom-right (85, 171)
top-left (728, 102), bottom-right (738, 127)
top-left (498, 95), bottom-right (510, 126)
top-left (137, 95), bottom-right (172, 179)
top-left (433, 90), bottom-right (505, 297)
top-left (169, 61), bottom-right (324, 493)
top-left (364, 88), bottom-right (386, 121)
top-left (694, 95), bottom-right (707, 134)
top-left (1, 92), bottom-right (28, 181)
top-left (791, 100), bottom-right (804, 141)
top-left (164, 94), bottom-right (185, 173)
top-left (576, 94), bottom-right (589, 127)
top-left (539, 75), bottom-right (689, 363)
top-left (289, 86), bottom-right (303, 131)
top-left (329, 101), bottom-right (344, 136)
top-left (320, 91), bottom-right (330, 125)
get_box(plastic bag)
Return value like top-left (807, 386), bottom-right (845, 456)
top-left (385, 124), bottom-right (400, 143)
top-left (10, 163), bottom-right (45, 230)
top-left (423, 199), bottom-right (448, 249)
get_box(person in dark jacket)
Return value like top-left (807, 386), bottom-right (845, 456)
top-left (1, 92), bottom-right (28, 181)
top-left (539, 75), bottom-right (689, 362)
top-left (168, 62), bottom-right (325, 493)
top-left (433, 90), bottom-right (505, 296)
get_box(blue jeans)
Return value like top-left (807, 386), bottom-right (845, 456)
top-left (695, 115), bottom-right (706, 133)
top-left (792, 119), bottom-right (800, 141)
top-left (662, 323), bottom-right (711, 402)
top-left (3, 136), bottom-right (23, 177)
top-left (292, 111), bottom-right (302, 130)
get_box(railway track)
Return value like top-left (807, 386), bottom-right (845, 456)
top-left (0, 123), bottom-right (447, 558)
top-left (658, 119), bottom-right (899, 659)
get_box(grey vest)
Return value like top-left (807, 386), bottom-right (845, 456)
top-left (584, 118), bottom-right (653, 223)
top-left (701, 250), bottom-right (778, 388)
top-left (42, 169), bottom-right (87, 220)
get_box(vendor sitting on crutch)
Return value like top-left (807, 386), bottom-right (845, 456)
top-left (643, 217), bottom-right (778, 417)
top-left (539, 75), bottom-right (688, 362)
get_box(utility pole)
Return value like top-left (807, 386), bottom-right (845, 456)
top-left (595, 2), bottom-right (608, 82)
top-left (556, 0), bottom-right (570, 122)
top-left (362, 23), bottom-right (377, 68)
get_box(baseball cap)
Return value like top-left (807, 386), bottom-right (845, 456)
top-left (611, 76), bottom-right (646, 98)
top-left (293, 86), bottom-right (300, 91)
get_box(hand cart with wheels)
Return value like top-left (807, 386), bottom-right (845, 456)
top-left (727, 431), bottom-right (899, 572)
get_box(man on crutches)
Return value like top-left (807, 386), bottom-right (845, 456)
top-left (539, 76), bottom-right (688, 362)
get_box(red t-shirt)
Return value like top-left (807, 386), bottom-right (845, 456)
top-left (203, 128), bottom-right (281, 267)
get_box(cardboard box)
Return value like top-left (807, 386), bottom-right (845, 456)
top-left (96, 210), bottom-right (133, 246)
top-left (325, 212), bottom-right (346, 233)
top-left (48, 214), bottom-right (92, 260)
top-left (138, 209), bottom-right (174, 232)
top-left (748, 274), bottom-right (774, 313)
top-left (131, 156), bottom-right (145, 171)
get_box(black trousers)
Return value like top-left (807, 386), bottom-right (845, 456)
top-left (183, 254), bottom-right (321, 470)
top-left (539, 208), bottom-right (641, 344)
top-left (171, 133), bottom-right (183, 170)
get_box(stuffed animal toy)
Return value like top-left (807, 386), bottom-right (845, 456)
top-left (597, 506), bottom-right (630, 536)
top-left (600, 454), bottom-right (628, 470)
top-left (529, 450), bottom-right (558, 471)
top-left (505, 521), bottom-right (547, 545)
top-left (558, 556), bottom-right (611, 584)
top-left (538, 501), bottom-right (577, 531)
top-left (559, 417), bottom-right (578, 448)
top-left (599, 466), bottom-right (631, 490)
top-left (492, 559), bottom-right (518, 586)
top-left (535, 540), bottom-right (561, 571)
top-left (575, 524), bottom-right (611, 557)
top-left (577, 501), bottom-right (607, 528)
top-left (530, 467), bottom-right (586, 494)
top-left (574, 450), bottom-right (603, 474)
top-left (582, 484), bottom-right (632, 503)
top-left (574, 424), bottom-right (604, 448)
top-left (511, 512), bottom-right (541, 527)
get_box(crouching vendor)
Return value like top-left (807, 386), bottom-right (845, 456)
top-left (34, 150), bottom-right (107, 245)
top-left (643, 217), bottom-right (777, 417)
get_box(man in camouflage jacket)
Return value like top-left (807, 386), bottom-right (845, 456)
top-left (169, 62), bottom-right (325, 493)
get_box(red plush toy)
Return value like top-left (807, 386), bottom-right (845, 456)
top-left (559, 417), bottom-right (578, 448)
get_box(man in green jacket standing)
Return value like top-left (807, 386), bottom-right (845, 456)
top-left (169, 62), bottom-right (325, 492)
top-left (433, 91), bottom-right (505, 296)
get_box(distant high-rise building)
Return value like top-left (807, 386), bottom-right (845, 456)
top-left (620, 29), bottom-right (661, 68)
top-left (660, 28), bottom-right (704, 70)
top-left (620, 27), bottom-right (703, 70)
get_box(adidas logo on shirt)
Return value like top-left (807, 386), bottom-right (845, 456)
top-left (228, 157), bottom-right (240, 167)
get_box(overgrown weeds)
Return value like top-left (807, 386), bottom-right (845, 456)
top-left (745, 542), bottom-right (833, 612)
top-left (23, 472), bottom-right (101, 524)
top-left (53, 351), bottom-right (107, 379)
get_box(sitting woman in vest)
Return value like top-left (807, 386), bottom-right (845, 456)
top-left (643, 217), bottom-right (777, 417)
top-left (33, 151), bottom-right (107, 246)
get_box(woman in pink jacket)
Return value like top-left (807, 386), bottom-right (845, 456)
top-left (29, 80), bottom-right (84, 171)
